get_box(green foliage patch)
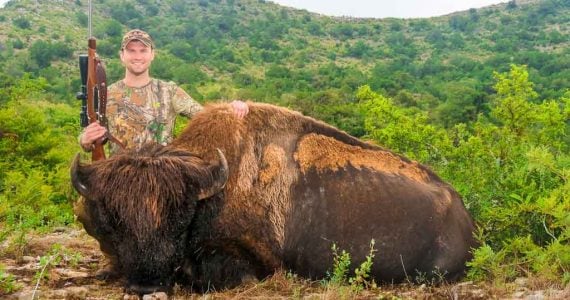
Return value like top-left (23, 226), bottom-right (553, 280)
top-left (0, 75), bottom-right (78, 244)
top-left (325, 240), bottom-right (377, 292)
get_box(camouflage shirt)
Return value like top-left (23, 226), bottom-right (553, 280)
top-left (106, 79), bottom-right (202, 154)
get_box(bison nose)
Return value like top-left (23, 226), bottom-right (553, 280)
top-left (126, 279), bottom-right (172, 296)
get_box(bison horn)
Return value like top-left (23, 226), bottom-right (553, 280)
top-left (197, 148), bottom-right (229, 200)
top-left (70, 153), bottom-right (90, 197)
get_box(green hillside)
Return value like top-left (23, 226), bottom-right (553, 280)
top-left (0, 0), bottom-right (569, 293)
top-left (0, 0), bottom-right (568, 131)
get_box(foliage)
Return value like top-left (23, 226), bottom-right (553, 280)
top-left (12, 17), bottom-right (30, 29)
top-left (359, 64), bottom-right (569, 284)
top-left (491, 64), bottom-right (539, 136)
top-left (0, 75), bottom-right (78, 242)
top-left (32, 243), bottom-right (82, 297)
top-left (2, 0), bottom-right (568, 128)
top-left (325, 240), bottom-right (378, 292)
top-left (0, 264), bottom-right (21, 295)
top-left (358, 85), bottom-right (450, 164)
top-left (349, 239), bottom-right (377, 291)
top-left (29, 40), bottom-right (73, 68)
top-left (326, 243), bottom-right (351, 286)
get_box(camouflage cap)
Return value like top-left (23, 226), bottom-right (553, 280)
top-left (121, 29), bottom-right (154, 50)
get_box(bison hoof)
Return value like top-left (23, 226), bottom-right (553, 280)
top-left (94, 264), bottom-right (122, 281)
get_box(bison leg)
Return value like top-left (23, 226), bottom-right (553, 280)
top-left (185, 242), bottom-right (267, 291)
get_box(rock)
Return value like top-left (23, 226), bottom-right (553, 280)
top-left (53, 227), bottom-right (69, 233)
top-left (512, 291), bottom-right (527, 298)
top-left (69, 230), bottom-right (83, 238)
top-left (451, 281), bottom-right (488, 299)
top-left (65, 286), bottom-right (90, 299)
top-left (54, 268), bottom-right (90, 278)
top-left (20, 256), bottom-right (36, 263)
top-left (142, 292), bottom-right (168, 300)
top-left (514, 277), bottom-right (529, 288)
top-left (526, 290), bottom-right (545, 300)
top-left (49, 289), bottom-right (69, 298)
top-left (10, 290), bottom-right (41, 300)
top-left (124, 294), bottom-right (140, 300)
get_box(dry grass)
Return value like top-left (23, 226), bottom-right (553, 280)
top-left (2, 229), bottom-right (569, 299)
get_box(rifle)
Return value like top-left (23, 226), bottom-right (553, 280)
top-left (77, 45), bottom-right (107, 161)
top-left (76, 0), bottom-right (118, 161)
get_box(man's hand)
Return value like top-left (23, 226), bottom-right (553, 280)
top-left (230, 100), bottom-right (249, 119)
top-left (80, 121), bottom-right (107, 151)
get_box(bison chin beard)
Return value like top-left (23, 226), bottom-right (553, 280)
top-left (118, 233), bottom-right (186, 295)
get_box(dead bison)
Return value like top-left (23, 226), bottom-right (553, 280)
top-left (71, 103), bottom-right (477, 294)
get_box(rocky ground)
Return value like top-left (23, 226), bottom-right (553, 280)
top-left (1, 228), bottom-right (569, 299)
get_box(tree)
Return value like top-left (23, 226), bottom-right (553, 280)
top-left (491, 64), bottom-right (538, 136)
top-left (358, 85), bottom-right (449, 163)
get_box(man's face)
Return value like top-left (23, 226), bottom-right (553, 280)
top-left (120, 40), bottom-right (155, 76)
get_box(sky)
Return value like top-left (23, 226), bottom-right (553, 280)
top-left (270, 0), bottom-right (509, 19)
top-left (0, 0), bottom-right (509, 18)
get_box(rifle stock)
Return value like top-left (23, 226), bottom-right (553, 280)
top-left (85, 37), bottom-right (106, 161)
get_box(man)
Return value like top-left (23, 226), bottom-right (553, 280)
top-left (80, 29), bottom-right (248, 152)
top-left (75, 29), bottom-right (249, 278)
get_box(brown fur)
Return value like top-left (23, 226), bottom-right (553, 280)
top-left (173, 103), bottom-right (311, 267)
top-left (83, 144), bottom-right (215, 240)
top-left (295, 133), bottom-right (433, 183)
top-left (172, 102), bottom-right (457, 269)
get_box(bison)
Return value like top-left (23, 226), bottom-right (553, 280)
top-left (71, 103), bottom-right (477, 295)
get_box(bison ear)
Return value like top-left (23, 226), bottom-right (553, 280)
top-left (70, 153), bottom-right (92, 198)
top-left (197, 149), bottom-right (228, 200)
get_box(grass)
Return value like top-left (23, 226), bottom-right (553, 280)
top-left (2, 229), bottom-right (570, 299)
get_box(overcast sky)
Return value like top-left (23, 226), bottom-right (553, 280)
top-left (0, 0), bottom-right (509, 18)
top-left (270, 0), bottom-right (509, 18)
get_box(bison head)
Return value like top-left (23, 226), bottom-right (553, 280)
top-left (71, 144), bottom-right (227, 295)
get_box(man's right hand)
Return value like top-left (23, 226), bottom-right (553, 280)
top-left (80, 122), bottom-right (107, 151)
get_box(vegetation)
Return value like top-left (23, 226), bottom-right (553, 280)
top-left (0, 264), bottom-right (20, 294)
top-left (357, 64), bottom-right (569, 285)
top-left (0, 0), bottom-right (569, 294)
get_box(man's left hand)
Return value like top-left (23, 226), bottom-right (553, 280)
top-left (230, 100), bottom-right (249, 119)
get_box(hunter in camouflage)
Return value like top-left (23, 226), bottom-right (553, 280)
top-left (106, 79), bottom-right (202, 154)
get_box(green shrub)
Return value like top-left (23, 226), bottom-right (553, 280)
top-left (0, 75), bottom-right (78, 241)
top-left (0, 264), bottom-right (21, 295)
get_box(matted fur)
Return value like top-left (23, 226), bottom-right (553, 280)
top-left (172, 102), bottom-right (451, 266)
top-left (81, 144), bottom-right (216, 240)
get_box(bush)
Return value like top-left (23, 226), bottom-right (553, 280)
top-left (12, 18), bottom-right (30, 29)
top-left (0, 75), bottom-right (78, 242)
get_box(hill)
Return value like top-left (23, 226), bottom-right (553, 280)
top-left (0, 0), bottom-right (568, 132)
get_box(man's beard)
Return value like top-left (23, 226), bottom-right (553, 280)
top-left (126, 65), bottom-right (148, 76)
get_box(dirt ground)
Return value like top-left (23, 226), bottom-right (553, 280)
top-left (1, 228), bottom-right (569, 299)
